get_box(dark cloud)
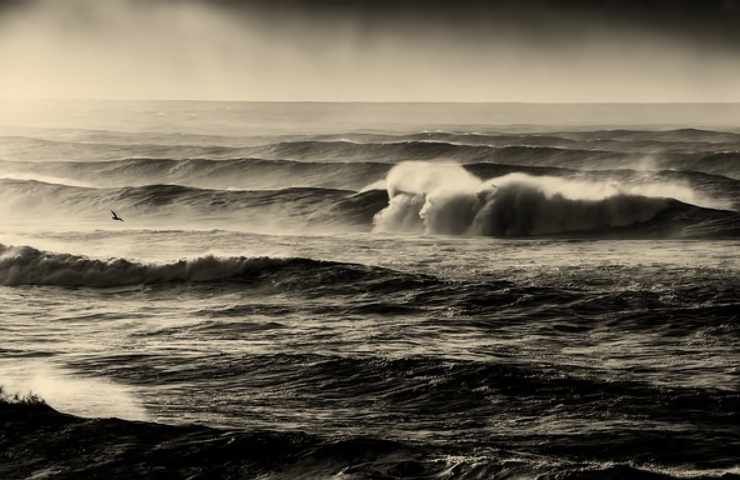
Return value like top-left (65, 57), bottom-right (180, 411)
top-left (0, 0), bottom-right (29, 10)
top-left (4, 0), bottom-right (739, 48)
top-left (207, 0), bottom-right (740, 49)
top-left (1, 0), bottom-right (738, 101)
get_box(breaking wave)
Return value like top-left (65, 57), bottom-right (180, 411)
top-left (1, 171), bottom-right (738, 238)
top-left (372, 162), bottom-right (740, 238)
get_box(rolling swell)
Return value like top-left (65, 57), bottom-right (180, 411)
top-left (240, 140), bottom-right (740, 178)
top-left (4, 131), bottom-right (740, 177)
top-left (0, 158), bottom-right (392, 190)
top-left (2, 374), bottom-right (738, 480)
top-left (0, 157), bottom-right (627, 190)
top-left (364, 128), bottom-right (740, 152)
top-left (0, 244), bottom-right (434, 289)
top-left (0, 136), bottom-right (258, 162)
top-left (557, 127), bottom-right (740, 144)
top-left (0, 178), bottom-right (357, 225)
top-left (0, 397), bottom-right (419, 480)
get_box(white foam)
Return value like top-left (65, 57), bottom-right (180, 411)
top-left (373, 161), bottom-right (721, 236)
top-left (1, 362), bottom-right (148, 421)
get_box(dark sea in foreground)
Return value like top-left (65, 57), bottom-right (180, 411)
top-left (1, 102), bottom-right (739, 479)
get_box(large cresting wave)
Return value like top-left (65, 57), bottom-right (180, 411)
top-left (372, 162), bottom-right (740, 238)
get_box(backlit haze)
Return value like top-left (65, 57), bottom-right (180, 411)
top-left (1, 0), bottom-right (739, 103)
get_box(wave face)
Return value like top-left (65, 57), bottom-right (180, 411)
top-left (0, 178), bottom-right (361, 229)
top-left (0, 244), bottom-right (431, 288)
top-left (3, 392), bottom-right (739, 480)
top-left (373, 162), bottom-right (740, 238)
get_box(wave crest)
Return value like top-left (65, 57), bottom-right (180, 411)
top-left (0, 245), bottom-right (332, 287)
top-left (0, 244), bottom-right (436, 289)
top-left (373, 162), bottom-right (738, 237)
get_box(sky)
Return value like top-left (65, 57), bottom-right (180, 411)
top-left (1, 0), bottom-right (739, 102)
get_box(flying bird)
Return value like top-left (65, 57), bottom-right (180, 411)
top-left (111, 210), bottom-right (124, 222)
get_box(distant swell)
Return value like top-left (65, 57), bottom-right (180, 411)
top-left (0, 158), bottom-right (392, 191)
top-left (4, 129), bottom-right (740, 178)
top-left (238, 140), bottom-right (740, 178)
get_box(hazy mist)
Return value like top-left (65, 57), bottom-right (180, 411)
top-left (1, 0), bottom-right (739, 102)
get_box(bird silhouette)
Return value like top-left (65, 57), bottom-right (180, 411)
top-left (111, 210), bottom-right (124, 222)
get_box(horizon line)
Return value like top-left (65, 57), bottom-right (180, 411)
top-left (3, 98), bottom-right (740, 105)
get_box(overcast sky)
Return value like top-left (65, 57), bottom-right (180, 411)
top-left (1, 0), bottom-right (739, 102)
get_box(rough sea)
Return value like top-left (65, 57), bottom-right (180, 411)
top-left (1, 102), bottom-right (739, 479)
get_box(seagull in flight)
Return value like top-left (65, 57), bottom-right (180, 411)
top-left (111, 210), bottom-right (124, 222)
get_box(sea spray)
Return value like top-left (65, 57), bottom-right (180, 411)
top-left (373, 161), bottom-right (729, 236)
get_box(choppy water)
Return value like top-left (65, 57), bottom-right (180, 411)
top-left (1, 102), bottom-right (739, 479)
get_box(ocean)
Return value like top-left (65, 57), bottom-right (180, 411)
top-left (1, 101), bottom-right (739, 479)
